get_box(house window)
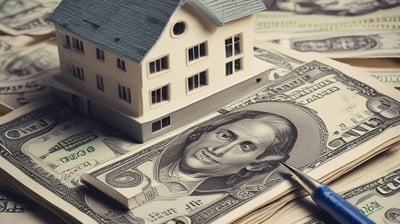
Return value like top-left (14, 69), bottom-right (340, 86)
top-left (64, 35), bottom-right (71, 48)
top-left (72, 37), bottom-right (84, 53)
top-left (225, 58), bottom-right (242, 76)
top-left (188, 42), bottom-right (207, 62)
top-left (152, 116), bottom-right (171, 132)
top-left (72, 65), bottom-right (84, 80)
top-left (117, 58), bottom-right (126, 71)
top-left (151, 85), bottom-right (169, 105)
top-left (96, 74), bottom-right (104, 91)
top-left (149, 56), bottom-right (168, 74)
top-left (225, 34), bottom-right (243, 76)
top-left (225, 34), bottom-right (241, 57)
top-left (172, 22), bottom-right (186, 36)
top-left (118, 84), bottom-right (131, 103)
top-left (188, 71), bottom-right (207, 91)
top-left (96, 48), bottom-right (105, 61)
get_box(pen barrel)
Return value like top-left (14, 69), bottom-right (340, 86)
top-left (313, 185), bottom-right (375, 224)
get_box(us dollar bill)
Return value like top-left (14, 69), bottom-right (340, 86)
top-left (267, 30), bottom-right (400, 58)
top-left (262, 0), bottom-right (400, 16)
top-left (256, 2), bottom-right (400, 37)
top-left (0, 42), bottom-right (59, 109)
top-left (0, 0), bottom-right (60, 35)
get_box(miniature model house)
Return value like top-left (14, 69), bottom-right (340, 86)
top-left (48, 0), bottom-right (266, 142)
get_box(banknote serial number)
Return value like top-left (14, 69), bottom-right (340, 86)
top-left (358, 200), bottom-right (383, 216)
top-left (147, 208), bottom-right (178, 222)
top-left (59, 146), bottom-right (96, 163)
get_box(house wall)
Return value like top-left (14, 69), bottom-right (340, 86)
top-left (53, 27), bottom-right (143, 117)
top-left (140, 4), bottom-right (255, 121)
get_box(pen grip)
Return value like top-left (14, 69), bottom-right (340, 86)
top-left (313, 185), bottom-right (375, 224)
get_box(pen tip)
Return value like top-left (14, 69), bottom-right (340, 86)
top-left (280, 161), bottom-right (321, 194)
top-left (280, 161), bottom-right (295, 173)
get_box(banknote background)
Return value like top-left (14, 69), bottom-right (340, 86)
top-left (0, 0), bottom-right (399, 223)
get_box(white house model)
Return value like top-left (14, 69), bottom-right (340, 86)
top-left (48, 0), bottom-right (267, 142)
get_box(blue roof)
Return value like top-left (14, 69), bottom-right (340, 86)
top-left (48, 0), bottom-right (265, 63)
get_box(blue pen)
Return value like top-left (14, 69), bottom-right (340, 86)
top-left (280, 162), bottom-right (375, 224)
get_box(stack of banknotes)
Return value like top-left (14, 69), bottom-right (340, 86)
top-left (256, 0), bottom-right (400, 59)
top-left (0, 0), bottom-right (399, 224)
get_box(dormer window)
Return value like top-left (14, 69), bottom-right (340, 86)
top-left (172, 21), bottom-right (186, 37)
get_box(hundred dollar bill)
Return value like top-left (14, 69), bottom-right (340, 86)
top-left (255, 3), bottom-right (400, 37)
top-left (266, 30), bottom-right (400, 58)
top-left (0, 0), bottom-right (60, 35)
top-left (74, 43), bottom-right (400, 223)
top-left (241, 143), bottom-right (400, 224)
top-left (262, 0), bottom-right (400, 16)
top-left (0, 42), bottom-right (59, 109)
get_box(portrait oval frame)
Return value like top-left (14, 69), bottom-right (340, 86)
top-left (158, 101), bottom-right (325, 174)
